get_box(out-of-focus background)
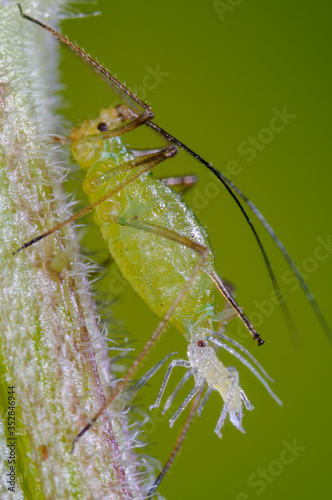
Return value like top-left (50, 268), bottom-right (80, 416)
top-left (57, 1), bottom-right (332, 498)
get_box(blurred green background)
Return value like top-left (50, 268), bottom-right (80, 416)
top-left (57, 1), bottom-right (332, 498)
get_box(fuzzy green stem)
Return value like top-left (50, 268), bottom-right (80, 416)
top-left (0, 2), bottom-right (143, 498)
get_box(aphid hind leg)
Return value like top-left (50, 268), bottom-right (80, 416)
top-left (104, 217), bottom-right (265, 347)
top-left (214, 375), bottom-right (237, 438)
top-left (98, 216), bottom-right (265, 349)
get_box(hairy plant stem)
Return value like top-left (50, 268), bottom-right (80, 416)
top-left (0, 2), bottom-right (143, 498)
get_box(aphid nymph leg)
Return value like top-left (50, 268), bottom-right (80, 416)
top-left (215, 375), bottom-right (239, 438)
top-left (149, 359), bottom-right (190, 411)
top-left (239, 388), bottom-right (254, 411)
top-left (169, 383), bottom-right (203, 428)
top-left (127, 353), bottom-right (177, 398)
top-left (162, 370), bottom-right (192, 415)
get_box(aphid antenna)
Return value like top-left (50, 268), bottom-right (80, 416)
top-left (209, 330), bottom-right (275, 382)
top-left (222, 176), bottom-right (332, 341)
top-left (17, 4), bottom-right (331, 343)
top-left (206, 335), bottom-right (282, 406)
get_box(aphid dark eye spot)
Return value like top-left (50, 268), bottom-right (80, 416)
top-left (197, 340), bottom-right (206, 348)
top-left (97, 122), bottom-right (108, 131)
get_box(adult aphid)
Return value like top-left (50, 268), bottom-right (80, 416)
top-left (15, 4), bottom-right (331, 495)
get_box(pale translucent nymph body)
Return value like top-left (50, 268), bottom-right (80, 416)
top-left (71, 107), bottom-right (280, 436)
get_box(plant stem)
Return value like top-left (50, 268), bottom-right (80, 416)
top-left (0, 2), bottom-right (143, 498)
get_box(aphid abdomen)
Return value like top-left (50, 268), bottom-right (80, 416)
top-left (77, 130), bottom-right (216, 335)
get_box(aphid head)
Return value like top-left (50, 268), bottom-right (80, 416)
top-left (70, 107), bottom-right (122, 140)
top-left (70, 107), bottom-right (128, 170)
top-left (187, 332), bottom-right (216, 368)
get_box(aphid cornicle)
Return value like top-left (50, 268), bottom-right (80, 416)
top-left (15, 4), bottom-right (331, 495)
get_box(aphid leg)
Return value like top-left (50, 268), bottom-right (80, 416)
top-left (159, 174), bottom-right (198, 196)
top-left (149, 360), bottom-right (191, 411)
top-left (196, 387), bottom-right (213, 417)
top-left (207, 269), bottom-right (264, 346)
top-left (169, 383), bottom-right (203, 427)
top-left (12, 147), bottom-right (177, 255)
top-left (214, 374), bottom-right (239, 438)
top-left (130, 148), bottom-right (167, 158)
top-left (147, 387), bottom-right (204, 498)
top-left (113, 149), bottom-right (198, 195)
top-left (110, 217), bottom-right (207, 259)
top-left (162, 370), bottom-right (192, 414)
top-left (239, 388), bottom-right (254, 411)
top-left (125, 353), bottom-right (177, 400)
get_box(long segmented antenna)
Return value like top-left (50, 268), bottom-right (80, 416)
top-left (209, 330), bottom-right (274, 382)
top-left (207, 335), bottom-right (282, 406)
top-left (17, 5), bottom-right (330, 340)
top-left (221, 175), bottom-right (332, 343)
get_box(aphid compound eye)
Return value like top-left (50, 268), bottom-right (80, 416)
top-left (197, 340), bottom-right (206, 348)
top-left (97, 122), bottom-right (108, 131)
